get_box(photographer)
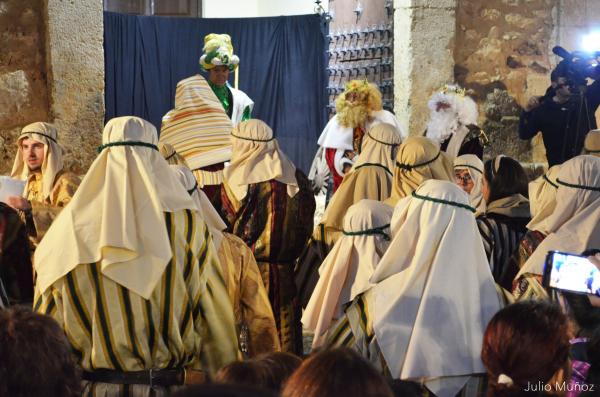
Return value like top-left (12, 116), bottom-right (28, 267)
top-left (519, 48), bottom-right (600, 166)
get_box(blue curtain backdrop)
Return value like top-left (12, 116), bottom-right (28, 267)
top-left (104, 12), bottom-right (328, 172)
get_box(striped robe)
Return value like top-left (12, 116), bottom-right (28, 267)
top-left (476, 214), bottom-right (530, 283)
top-left (34, 210), bottom-right (239, 376)
top-left (219, 170), bottom-right (315, 354)
top-left (327, 293), bottom-right (488, 397)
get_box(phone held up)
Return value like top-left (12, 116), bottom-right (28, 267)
top-left (543, 251), bottom-right (600, 296)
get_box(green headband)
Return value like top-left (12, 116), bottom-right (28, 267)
top-left (343, 224), bottom-right (391, 241)
top-left (454, 164), bottom-right (482, 174)
top-left (543, 174), bottom-right (559, 189)
top-left (396, 151), bottom-right (441, 171)
top-left (556, 178), bottom-right (600, 192)
top-left (19, 131), bottom-right (57, 144)
top-left (187, 182), bottom-right (198, 195)
top-left (97, 141), bottom-right (159, 153)
top-left (412, 191), bottom-right (476, 213)
top-left (231, 133), bottom-right (274, 143)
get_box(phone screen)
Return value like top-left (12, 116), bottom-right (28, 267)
top-left (545, 251), bottom-right (600, 296)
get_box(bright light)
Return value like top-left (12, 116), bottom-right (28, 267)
top-left (582, 31), bottom-right (600, 53)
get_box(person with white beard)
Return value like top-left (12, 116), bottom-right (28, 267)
top-left (425, 85), bottom-right (487, 160)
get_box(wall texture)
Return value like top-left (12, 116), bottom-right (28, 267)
top-left (454, 0), bottom-right (559, 162)
top-left (0, 0), bottom-right (50, 172)
top-left (0, 0), bottom-right (104, 175)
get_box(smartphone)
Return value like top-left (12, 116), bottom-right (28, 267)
top-left (543, 251), bottom-right (600, 296)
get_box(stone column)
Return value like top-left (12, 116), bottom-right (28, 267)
top-left (393, 0), bottom-right (457, 136)
top-left (45, 0), bottom-right (105, 173)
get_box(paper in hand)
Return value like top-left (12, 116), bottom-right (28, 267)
top-left (0, 176), bottom-right (26, 203)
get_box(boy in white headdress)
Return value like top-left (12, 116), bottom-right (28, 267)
top-left (8, 122), bottom-right (80, 244)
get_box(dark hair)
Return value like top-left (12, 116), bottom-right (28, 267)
top-left (483, 156), bottom-right (529, 204)
top-left (563, 292), bottom-right (600, 337)
top-left (0, 306), bottom-right (81, 397)
top-left (281, 348), bottom-right (394, 397)
top-left (172, 384), bottom-right (277, 397)
top-left (255, 351), bottom-right (302, 391)
top-left (481, 301), bottom-right (570, 397)
top-left (581, 326), bottom-right (600, 396)
top-left (215, 360), bottom-right (266, 388)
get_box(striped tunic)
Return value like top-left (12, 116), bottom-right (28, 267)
top-left (34, 210), bottom-right (239, 375)
top-left (327, 293), bottom-right (488, 397)
top-left (476, 214), bottom-right (530, 283)
top-left (219, 170), bottom-right (315, 354)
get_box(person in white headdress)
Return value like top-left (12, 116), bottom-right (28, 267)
top-left (327, 180), bottom-right (501, 397)
top-left (425, 85), bottom-right (486, 159)
top-left (8, 122), bottom-right (80, 244)
top-left (302, 200), bottom-right (393, 349)
top-left (453, 154), bottom-right (486, 214)
top-left (170, 164), bottom-right (280, 357)
top-left (514, 155), bottom-right (600, 301)
top-left (33, 116), bottom-right (239, 387)
top-left (219, 119), bottom-right (315, 354)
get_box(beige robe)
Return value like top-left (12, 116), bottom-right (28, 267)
top-left (218, 232), bottom-right (281, 356)
top-left (24, 170), bottom-right (80, 244)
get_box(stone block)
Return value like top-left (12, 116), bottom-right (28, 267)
top-left (0, 70), bottom-right (31, 122)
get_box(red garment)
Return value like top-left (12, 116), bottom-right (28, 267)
top-left (197, 162), bottom-right (225, 203)
top-left (325, 148), bottom-right (343, 192)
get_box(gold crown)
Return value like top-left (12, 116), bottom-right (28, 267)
top-left (345, 79), bottom-right (370, 91)
top-left (441, 84), bottom-right (467, 98)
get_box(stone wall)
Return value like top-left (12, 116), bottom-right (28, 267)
top-left (0, 0), bottom-right (50, 172)
top-left (0, 0), bottom-right (104, 175)
top-left (455, 0), bottom-right (559, 163)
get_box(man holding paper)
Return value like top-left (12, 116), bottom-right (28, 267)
top-left (7, 122), bottom-right (79, 245)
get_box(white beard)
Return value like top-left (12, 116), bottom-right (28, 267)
top-left (426, 109), bottom-right (460, 145)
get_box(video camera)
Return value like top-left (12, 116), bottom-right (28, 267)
top-left (552, 46), bottom-right (600, 87)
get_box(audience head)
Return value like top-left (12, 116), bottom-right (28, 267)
top-left (282, 348), bottom-right (394, 397)
top-left (482, 155), bottom-right (528, 204)
top-left (482, 300), bottom-right (570, 396)
top-left (0, 306), bottom-right (80, 397)
top-left (255, 352), bottom-right (302, 391)
top-left (172, 384), bottom-right (277, 397)
top-left (215, 360), bottom-right (266, 388)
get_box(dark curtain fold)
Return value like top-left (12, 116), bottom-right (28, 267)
top-left (104, 12), bottom-right (328, 172)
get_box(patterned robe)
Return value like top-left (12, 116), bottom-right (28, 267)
top-left (23, 170), bottom-right (80, 245)
top-left (34, 210), bottom-right (239, 376)
top-left (218, 232), bottom-right (280, 356)
top-left (219, 170), bottom-right (315, 354)
top-left (510, 230), bottom-right (550, 301)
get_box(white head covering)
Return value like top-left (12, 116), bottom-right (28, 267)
top-left (351, 123), bottom-right (402, 175)
top-left (223, 119), bottom-right (298, 201)
top-left (526, 165), bottom-right (561, 233)
top-left (170, 164), bottom-right (227, 250)
top-left (369, 180), bottom-right (501, 397)
top-left (11, 122), bottom-right (63, 200)
top-left (517, 155), bottom-right (600, 278)
top-left (453, 154), bottom-right (485, 214)
top-left (426, 85), bottom-right (479, 159)
top-left (302, 200), bottom-right (393, 348)
top-left (34, 116), bottom-right (197, 299)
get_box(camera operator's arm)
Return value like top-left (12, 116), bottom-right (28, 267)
top-left (518, 96), bottom-right (543, 140)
